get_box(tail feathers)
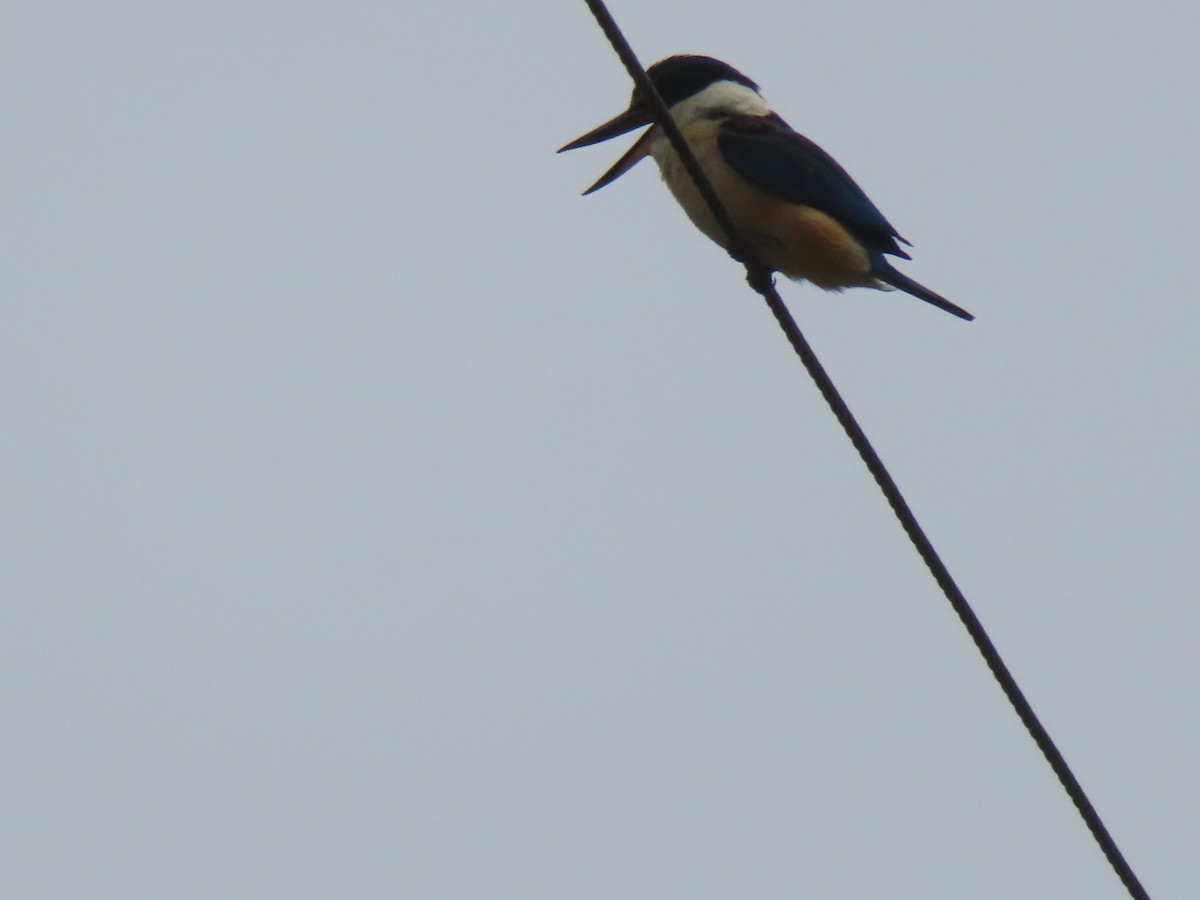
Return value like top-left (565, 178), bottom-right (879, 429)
top-left (874, 262), bottom-right (974, 321)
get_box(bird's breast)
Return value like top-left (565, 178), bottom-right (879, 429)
top-left (650, 121), bottom-right (876, 290)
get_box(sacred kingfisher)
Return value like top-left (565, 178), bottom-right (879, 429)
top-left (559, 55), bottom-right (973, 321)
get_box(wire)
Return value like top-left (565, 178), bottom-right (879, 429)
top-left (575, 3), bottom-right (1150, 898)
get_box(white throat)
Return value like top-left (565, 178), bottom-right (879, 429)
top-left (644, 78), bottom-right (773, 254)
top-left (668, 80), bottom-right (770, 127)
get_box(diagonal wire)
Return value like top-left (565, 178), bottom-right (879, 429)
top-left (575, 2), bottom-right (1150, 898)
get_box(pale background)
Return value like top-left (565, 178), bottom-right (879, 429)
top-left (3, 2), bottom-right (1197, 897)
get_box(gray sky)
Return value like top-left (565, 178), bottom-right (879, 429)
top-left (3, 2), bottom-right (1197, 897)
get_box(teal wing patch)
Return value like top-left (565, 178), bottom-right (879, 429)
top-left (717, 114), bottom-right (911, 261)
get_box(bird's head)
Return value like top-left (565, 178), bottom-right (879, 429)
top-left (559, 55), bottom-right (765, 194)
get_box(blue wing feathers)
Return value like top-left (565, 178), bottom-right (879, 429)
top-left (715, 114), bottom-right (973, 320)
top-left (717, 114), bottom-right (911, 260)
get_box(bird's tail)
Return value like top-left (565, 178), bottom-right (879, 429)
top-left (874, 261), bottom-right (974, 321)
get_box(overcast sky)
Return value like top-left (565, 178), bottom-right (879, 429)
top-left (3, 2), bottom-right (1198, 897)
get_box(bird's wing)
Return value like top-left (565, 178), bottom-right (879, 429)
top-left (717, 113), bottom-right (911, 260)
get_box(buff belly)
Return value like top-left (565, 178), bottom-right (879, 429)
top-left (652, 130), bottom-right (879, 291)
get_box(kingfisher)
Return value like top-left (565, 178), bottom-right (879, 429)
top-left (559, 55), bottom-right (973, 321)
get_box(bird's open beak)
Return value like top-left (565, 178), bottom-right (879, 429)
top-left (558, 105), bottom-right (657, 195)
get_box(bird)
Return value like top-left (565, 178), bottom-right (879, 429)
top-left (559, 55), bottom-right (973, 321)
